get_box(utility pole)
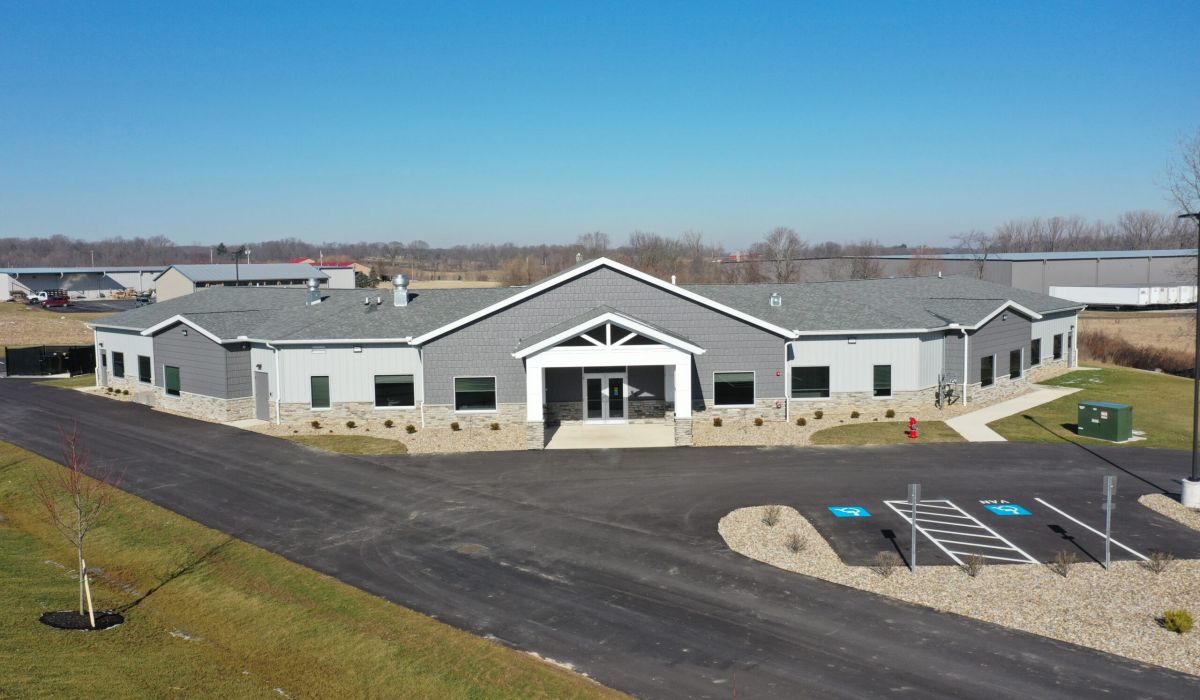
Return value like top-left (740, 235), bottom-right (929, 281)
top-left (1182, 212), bottom-right (1200, 508)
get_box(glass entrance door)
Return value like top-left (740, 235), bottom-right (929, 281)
top-left (583, 372), bottom-right (627, 422)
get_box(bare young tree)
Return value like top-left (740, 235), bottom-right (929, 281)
top-left (755, 227), bottom-right (806, 283)
top-left (845, 239), bottom-right (884, 279)
top-left (576, 231), bottom-right (610, 258)
top-left (33, 425), bottom-right (120, 627)
top-left (952, 229), bottom-right (995, 279)
top-left (1167, 128), bottom-right (1200, 215)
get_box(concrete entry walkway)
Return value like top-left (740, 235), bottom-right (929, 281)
top-left (544, 423), bottom-right (674, 449)
top-left (946, 386), bottom-right (1079, 442)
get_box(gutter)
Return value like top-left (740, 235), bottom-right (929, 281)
top-left (960, 327), bottom-right (969, 405)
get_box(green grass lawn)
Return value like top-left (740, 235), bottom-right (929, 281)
top-left (0, 440), bottom-right (619, 698)
top-left (285, 434), bottom-right (409, 455)
top-left (989, 366), bottom-right (1193, 449)
top-left (810, 420), bottom-right (965, 445)
top-left (36, 373), bottom-right (97, 388)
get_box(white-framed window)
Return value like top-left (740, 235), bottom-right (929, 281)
top-left (713, 371), bottom-right (755, 406)
top-left (1053, 334), bottom-right (1063, 360)
top-left (374, 374), bottom-right (415, 408)
top-left (1030, 338), bottom-right (1041, 366)
top-left (873, 365), bottom-right (891, 397)
top-left (980, 355), bottom-right (995, 387)
top-left (137, 355), bottom-right (152, 383)
top-left (454, 376), bottom-right (497, 412)
top-left (1009, 348), bottom-right (1023, 380)
top-left (112, 352), bottom-right (125, 378)
top-left (310, 375), bottom-right (330, 410)
top-left (790, 366), bottom-right (830, 399)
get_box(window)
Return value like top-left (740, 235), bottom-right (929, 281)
top-left (1053, 334), bottom-right (1063, 360)
top-left (165, 366), bottom-right (181, 396)
top-left (980, 355), bottom-right (995, 387)
top-left (137, 355), bottom-right (151, 383)
top-left (455, 377), bottom-right (497, 411)
top-left (873, 365), bottom-right (891, 397)
top-left (374, 375), bottom-right (415, 408)
top-left (1030, 339), bottom-right (1041, 366)
top-left (791, 366), bottom-right (830, 398)
top-left (1009, 349), bottom-right (1022, 379)
top-left (112, 352), bottom-right (125, 378)
top-left (714, 371), bottom-right (755, 406)
top-left (310, 376), bottom-right (330, 409)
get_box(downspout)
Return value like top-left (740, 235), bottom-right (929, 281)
top-left (265, 341), bottom-right (282, 424)
top-left (961, 328), bottom-right (969, 404)
top-left (783, 341), bottom-right (791, 422)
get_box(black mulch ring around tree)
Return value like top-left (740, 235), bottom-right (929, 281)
top-left (40, 610), bottom-right (124, 630)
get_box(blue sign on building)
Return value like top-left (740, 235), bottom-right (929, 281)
top-left (828, 506), bottom-right (871, 518)
top-left (984, 504), bottom-right (1031, 516)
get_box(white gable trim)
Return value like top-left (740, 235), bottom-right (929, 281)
top-left (411, 257), bottom-right (797, 344)
top-left (971, 301), bottom-right (1043, 328)
top-left (512, 311), bottom-right (706, 358)
top-left (139, 315), bottom-right (224, 344)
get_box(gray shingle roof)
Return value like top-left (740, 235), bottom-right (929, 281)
top-left (158, 264), bottom-right (328, 283)
top-left (94, 263), bottom-right (1082, 343)
top-left (514, 305), bottom-right (695, 351)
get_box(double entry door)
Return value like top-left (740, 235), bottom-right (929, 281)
top-left (584, 368), bottom-right (626, 423)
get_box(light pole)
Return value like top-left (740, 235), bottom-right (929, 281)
top-left (1182, 212), bottom-right (1200, 507)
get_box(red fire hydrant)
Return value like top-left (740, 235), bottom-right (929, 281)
top-left (908, 416), bottom-right (919, 439)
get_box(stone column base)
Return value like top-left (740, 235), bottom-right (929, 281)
top-left (525, 421), bottom-right (546, 450)
top-left (674, 418), bottom-right (693, 446)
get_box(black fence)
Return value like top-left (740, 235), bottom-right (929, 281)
top-left (4, 345), bottom-right (95, 377)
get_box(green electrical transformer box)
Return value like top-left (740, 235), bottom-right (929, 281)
top-left (1077, 401), bottom-right (1133, 442)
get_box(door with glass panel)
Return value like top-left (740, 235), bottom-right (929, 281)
top-left (583, 370), bottom-right (626, 423)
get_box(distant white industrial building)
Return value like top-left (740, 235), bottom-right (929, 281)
top-left (153, 263), bottom-right (354, 301)
top-left (0, 266), bottom-right (166, 301)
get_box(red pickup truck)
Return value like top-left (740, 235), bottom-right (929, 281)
top-left (40, 291), bottom-right (69, 308)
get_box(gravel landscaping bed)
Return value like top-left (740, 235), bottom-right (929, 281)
top-left (720, 504), bottom-right (1199, 676)
top-left (249, 420), bottom-right (523, 454)
top-left (1140, 493), bottom-right (1200, 531)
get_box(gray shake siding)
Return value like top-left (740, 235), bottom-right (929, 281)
top-left (152, 322), bottom-right (252, 399)
top-left (943, 331), bottom-right (966, 383)
top-left (422, 267), bottom-right (787, 408)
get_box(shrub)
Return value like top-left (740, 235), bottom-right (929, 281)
top-left (122, 389), bottom-right (130, 395)
top-left (1142, 550), bottom-right (1175, 575)
top-left (814, 410), bottom-right (823, 419)
top-left (872, 551), bottom-right (902, 578)
top-left (850, 410), bottom-right (860, 419)
top-left (310, 420), bottom-right (321, 429)
top-left (450, 421), bottom-right (461, 431)
top-left (405, 424), bottom-right (417, 434)
top-left (795, 417), bottom-right (807, 426)
top-left (1079, 329), bottom-right (1194, 374)
top-left (961, 554), bottom-right (986, 578)
top-left (489, 422), bottom-right (500, 431)
top-left (1049, 550), bottom-right (1079, 577)
top-left (383, 419), bottom-right (394, 428)
top-left (712, 416), bottom-right (723, 427)
top-left (345, 420), bottom-right (356, 429)
top-left (761, 505), bottom-right (782, 527)
top-left (785, 532), bottom-right (808, 554)
top-left (753, 417), bottom-right (764, 427)
top-left (1162, 609), bottom-right (1194, 634)
top-left (104, 387), bottom-right (112, 393)
top-left (885, 409), bottom-right (895, 418)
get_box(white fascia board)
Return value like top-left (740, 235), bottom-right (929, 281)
top-left (411, 257), bottom-right (797, 344)
top-left (88, 323), bottom-right (144, 332)
top-left (265, 337), bottom-right (414, 345)
top-left (970, 301), bottom-right (1043, 328)
top-left (792, 327), bottom-right (945, 336)
top-left (139, 315), bottom-right (223, 343)
top-left (512, 312), bottom-right (706, 358)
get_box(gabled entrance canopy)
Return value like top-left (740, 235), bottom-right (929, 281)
top-left (512, 307), bottom-right (705, 359)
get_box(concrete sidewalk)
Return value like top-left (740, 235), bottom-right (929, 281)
top-left (946, 386), bottom-right (1080, 442)
top-left (545, 423), bottom-right (675, 449)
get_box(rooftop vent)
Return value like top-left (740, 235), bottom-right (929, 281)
top-left (306, 278), bottom-right (321, 305)
top-left (769, 292), bottom-right (782, 307)
top-left (394, 273), bottom-right (410, 307)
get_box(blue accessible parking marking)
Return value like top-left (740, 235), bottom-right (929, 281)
top-left (983, 504), bottom-right (1031, 516)
top-left (828, 506), bottom-right (871, 518)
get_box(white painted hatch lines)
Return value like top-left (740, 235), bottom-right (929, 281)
top-left (883, 498), bottom-right (1039, 565)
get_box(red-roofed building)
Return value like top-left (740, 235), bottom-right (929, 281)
top-left (290, 257), bottom-right (372, 276)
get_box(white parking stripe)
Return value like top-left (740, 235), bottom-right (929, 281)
top-left (885, 499), bottom-right (1040, 565)
top-left (1033, 497), bottom-right (1149, 561)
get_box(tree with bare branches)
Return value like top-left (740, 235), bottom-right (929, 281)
top-left (33, 425), bottom-right (120, 628)
top-left (754, 227), bottom-right (806, 282)
top-left (1168, 128), bottom-right (1200, 216)
top-left (952, 229), bottom-right (995, 279)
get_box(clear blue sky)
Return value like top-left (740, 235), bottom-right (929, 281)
top-left (2, 1), bottom-right (1197, 249)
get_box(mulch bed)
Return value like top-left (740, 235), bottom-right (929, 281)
top-left (40, 610), bottom-right (124, 630)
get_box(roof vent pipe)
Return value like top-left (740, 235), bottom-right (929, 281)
top-left (306, 278), bottom-right (321, 305)
top-left (770, 292), bottom-right (782, 307)
top-left (394, 273), bottom-right (410, 307)
top-left (670, 275), bottom-right (676, 285)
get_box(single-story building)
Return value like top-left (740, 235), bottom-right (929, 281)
top-left (89, 257), bottom-right (1082, 448)
top-left (1, 266), bottom-right (166, 301)
top-left (290, 257), bottom-right (373, 277)
top-left (153, 263), bottom-right (354, 301)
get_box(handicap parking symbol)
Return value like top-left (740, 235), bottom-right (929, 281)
top-left (984, 504), bottom-right (1031, 516)
top-left (828, 506), bottom-right (871, 518)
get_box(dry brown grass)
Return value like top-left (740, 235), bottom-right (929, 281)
top-left (1079, 310), bottom-right (1193, 353)
top-left (1078, 330), bottom-right (1194, 375)
top-left (0, 302), bottom-right (109, 348)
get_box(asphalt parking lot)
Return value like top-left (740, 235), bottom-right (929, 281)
top-left (58, 298), bottom-right (137, 313)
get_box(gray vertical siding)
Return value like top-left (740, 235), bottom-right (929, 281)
top-left (942, 331), bottom-right (965, 383)
top-left (627, 365), bottom-right (665, 399)
top-left (422, 267), bottom-right (787, 407)
top-left (966, 311), bottom-right (1032, 382)
top-left (545, 367), bottom-right (582, 401)
top-left (152, 322), bottom-right (250, 398)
